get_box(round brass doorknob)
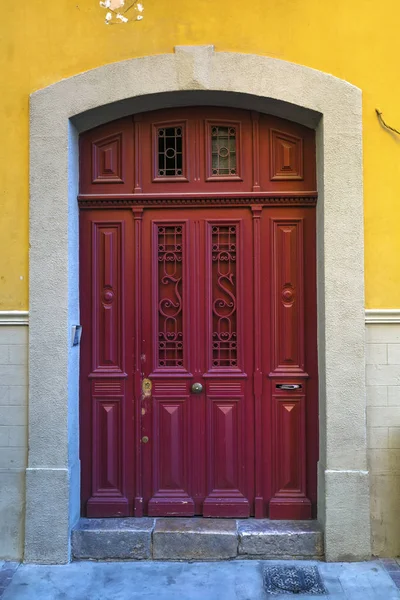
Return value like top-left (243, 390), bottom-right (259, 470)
top-left (191, 382), bottom-right (203, 394)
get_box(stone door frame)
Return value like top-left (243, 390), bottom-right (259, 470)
top-left (27, 46), bottom-right (370, 563)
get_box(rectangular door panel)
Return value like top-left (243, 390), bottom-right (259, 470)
top-left (92, 397), bottom-right (123, 493)
top-left (148, 394), bottom-right (194, 516)
top-left (88, 392), bottom-right (129, 517)
top-left (269, 387), bottom-right (311, 519)
top-left (272, 393), bottom-right (305, 493)
top-left (91, 222), bottom-right (125, 375)
top-left (270, 218), bottom-right (305, 376)
top-left (203, 395), bottom-right (249, 517)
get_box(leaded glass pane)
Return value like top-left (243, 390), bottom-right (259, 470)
top-left (157, 127), bottom-right (183, 177)
top-left (211, 126), bottom-right (237, 176)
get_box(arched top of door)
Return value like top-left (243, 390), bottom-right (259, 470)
top-left (79, 106), bottom-right (316, 206)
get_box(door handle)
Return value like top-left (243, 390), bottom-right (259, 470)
top-left (191, 382), bottom-right (203, 394)
top-left (276, 384), bottom-right (302, 390)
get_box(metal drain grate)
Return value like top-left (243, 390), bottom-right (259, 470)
top-left (263, 565), bottom-right (327, 596)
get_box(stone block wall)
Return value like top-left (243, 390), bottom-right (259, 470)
top-left (366, 323), bottom-right (400, 556)
top-left (0, 324), bottom-right (28, 560)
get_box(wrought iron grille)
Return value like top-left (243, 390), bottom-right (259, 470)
top-left (211, 225), bottom-right (238, 367)
top-left (157, 127), bottom-right (183, 177)
top-left (157, 225), bottom-right (184, 367)
top-left (211, 126), bottom-right (237, 176)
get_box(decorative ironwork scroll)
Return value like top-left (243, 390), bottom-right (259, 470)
top-left (211, 225), bottom-right (238, 367)
top-left (157, 225), bottom-right (184, 368)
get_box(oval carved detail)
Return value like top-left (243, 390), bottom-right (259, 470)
top-left (103, 288), bottom-right (114, 304)
top-left (281, 284), bottom-right (295, 306)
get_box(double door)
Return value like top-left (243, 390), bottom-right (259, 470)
top-left (80, 205), bottom-right (317, 519)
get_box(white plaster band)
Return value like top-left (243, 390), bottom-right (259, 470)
top-left (325, 469), bottom-right (369, 475)
top-left (0, 311), bottom-right (29, 325)
top-left (2, 310), bottom-right (397, 326)
top-left (1, 311), bottom-right (398, 326)
top-left (365, 309), bottom-right (400, 324)
top-left (28, 46), bottom-right (369, 562)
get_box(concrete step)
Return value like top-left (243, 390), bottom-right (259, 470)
top-left (72, 518), bottom-right (324, 561)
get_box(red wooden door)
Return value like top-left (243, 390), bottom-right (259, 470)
top-left (140, 208), bottom-right (254, 517)
top-left (79, 107), bottom-right (318, 520)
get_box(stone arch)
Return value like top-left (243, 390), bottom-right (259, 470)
top-left (27, 46), bottom-right (370, 563)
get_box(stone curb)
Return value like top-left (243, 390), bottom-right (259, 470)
top-left (72, 518), bottom-right (324, 562)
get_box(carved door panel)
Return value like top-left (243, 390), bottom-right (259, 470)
top-left (258, 207), bottom-right (318, 520)
top-left (140, 208), bottom-right (254, 517)
top-left (79, 209), bottom-right (136, 518)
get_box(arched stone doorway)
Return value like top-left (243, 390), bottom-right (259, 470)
top-left (27, 46), bottom-right (370, 563)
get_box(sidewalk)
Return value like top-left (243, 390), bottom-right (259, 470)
top-left (1, 559), bottom-right (399, 600)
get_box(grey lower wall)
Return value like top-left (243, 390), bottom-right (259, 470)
top-left (366, 321), bottom-right (400, 556)
top-left (0, 324), bottom-right (28, 560)
top-left (0, 317), bottom-right (399, 559)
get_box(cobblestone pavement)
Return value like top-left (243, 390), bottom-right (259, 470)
top-left (1, 559), bottom-right (400, 599)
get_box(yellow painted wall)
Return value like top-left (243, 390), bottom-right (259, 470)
top-left (1, 0), bottom-right (398, 309)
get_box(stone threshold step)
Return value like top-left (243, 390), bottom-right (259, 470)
top-left (72, 518), bottom-right (324, 561)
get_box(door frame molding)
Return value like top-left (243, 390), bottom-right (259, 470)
top-left (27, 45), bottom-right (369, 563)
